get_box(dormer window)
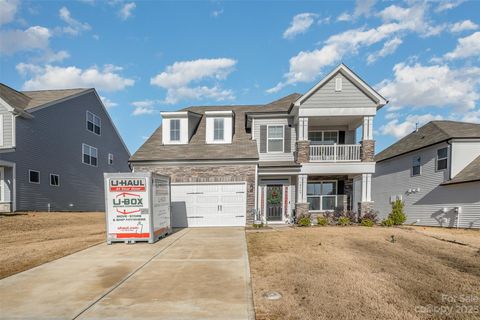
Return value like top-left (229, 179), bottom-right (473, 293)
top-left (160, 111), bottom-right (201, 145)
top-left (205, 110), bottom-right (233, 144)
top-left (214, 118), bottom-right (224, 141)
top-left (170, 119), bottom-right (180, 141)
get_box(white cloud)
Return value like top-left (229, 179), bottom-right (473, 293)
top-left (59, 6), bottom-right (91, 36)
top-left (131, 100), bottom-right (157, 115)
top-left (17, 63), bottom-right (135, 91)
top-left (450, 20), bottom-right (479, 33)
top-left (337, 12), bottom-right (352, 22)
top-left (444, 31), bottom-right (480, 60)
top-left (460, 109), bottom-right (480, 123)
top-left (377, 62), bottom-right (480, 112)
top-left (150, 58), bottom-right (236, 104)
top-left (268, 3), bottom-right (441, 92)
top-left (435, 0), bottom-right (464, 12)
top-left (283, 13), bottom-right (318, 39)
top-left (38, 50), bottom-right (70, 63)
top-left (0, 26), bottom-right (51, 55)
top-left (100, 96), bottom-right (118, 108)
top-left (367, 37), bottom-right (402, 64)
top-left (0, 0), bottom-right (19, 25)
top-left (119, 2), bottom-right (136, 20)
top-left (380, 113), bottom-right (444, 138)
top-left (211, 9), bottom-right (223, 17)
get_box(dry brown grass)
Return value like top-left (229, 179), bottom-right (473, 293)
top-left (0, 212), bottom-right (105, 279)
top-left (247, 226), bottom-right (480, 320)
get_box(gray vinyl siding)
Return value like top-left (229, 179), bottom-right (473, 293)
top-left (253, 117), bottom-right (296, 162)
top-left (0, 105), bottom-right (14, 148)
top-left (372, 142), bottom-right (480, 228)
top-left (1, 91), bottom-right (130, 211)
top-left (302, 73), bottom-right (377, 109)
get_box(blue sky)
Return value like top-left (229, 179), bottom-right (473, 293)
top-left (1, 0), bottom-right (479, 153)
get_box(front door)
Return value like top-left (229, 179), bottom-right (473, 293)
top-left (266, 185), bottom-right (283, 222)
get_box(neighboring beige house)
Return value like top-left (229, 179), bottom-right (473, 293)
top-left (373, 121), bottom-right (480, 229)
top-left (130, 64), bottom-right (387, 227)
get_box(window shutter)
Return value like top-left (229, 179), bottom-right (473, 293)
top-left (339, 131), bottom-right (345, 144)
top-left (284, 125), bottom-right (291, 153)
top-left (260, 125), bottom-right (267, 153)
top-left (338, 180), bottom-right (345, 195)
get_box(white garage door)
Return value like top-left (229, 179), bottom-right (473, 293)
top-left (171, 183), bottom-right (246, 227)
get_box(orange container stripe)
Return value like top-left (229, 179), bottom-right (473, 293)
top-left (116, 233), bottom-right (150, 238)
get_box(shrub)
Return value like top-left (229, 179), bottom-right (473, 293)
top-left (360, 218), bottom-right (375, 227)
top-left (361, 210), bottom-right (379, 224)
top-left (388, 200), bottom-right (407, 225)
top-left (253, 223), bottom-right (264, 229)
top-left (332, 208), bottom-right (358, 223)
top-left (338, 216), bottom-right (350, 226)
top-left (297, 215), bottom-right (312, 227)
top-left (381, 218), bottom-right (394, 227)
top-left (317, 216), bottom-right (328, 226)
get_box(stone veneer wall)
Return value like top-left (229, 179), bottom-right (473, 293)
top-left (132, 164), bottom-right (257, 225)
top-left (361, 140), bottom-right (375, 162)
top-left (0, 203), bottom-right (12, 213)
top-left (358, 201), bottom-right (374, 215)
top-left (295, 140), bottom-right (310, 163)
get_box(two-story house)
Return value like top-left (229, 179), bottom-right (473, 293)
top-left (373, 121), bottom-right (480, 229)
top-left (0, 84), bottom-right (131, 212)
top-left (130, 64), bottom-right (387, 227)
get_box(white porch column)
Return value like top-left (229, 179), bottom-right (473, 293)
top-left (362, 116), bottom-right (374, 141)
top-left (361, 173), bottom-right (372, 202)
top-left (298, 117), bottom-right (309, 141)
top-left (296, 174), bottom-right (308, 203)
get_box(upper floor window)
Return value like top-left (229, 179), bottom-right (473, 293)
top-left (86, 111), bottom-right (101, 135)
top-left (29, 170), bottom-right (40, 184)
top-left (0, 114), bottom-right (3, 146)
top-left (170, 119), bottom-right (180, 141)
top-left (82, 143), bottom-right (98, 167)
top-left (267, 125), bottom-right (284, 152)
top-left (309, 131), bottom-right (338, 145)
top-left (108, 153), bottom-right (114, 165)
top-left (436, 147), bottom-right (448, 171)
top-left (214, 118), bottom-right (224, 141)
top-left (50, 174), bottom-right (60, 187)
top-left (412, 156), bottom-right (421, 176)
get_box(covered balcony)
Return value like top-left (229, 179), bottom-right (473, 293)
top-left (295, 115), bottom-right (374, 163)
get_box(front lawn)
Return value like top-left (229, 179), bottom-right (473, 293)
top-left (247, 226), bottom-right (480, 320)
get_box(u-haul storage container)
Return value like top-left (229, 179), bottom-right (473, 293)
top-left (104, 172), bottom-right (171, 244)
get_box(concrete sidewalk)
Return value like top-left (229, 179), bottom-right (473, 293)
top-left (0, 228), bottom-right (254, 320)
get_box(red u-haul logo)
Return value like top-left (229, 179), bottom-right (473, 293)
top-left (110, 178), bottom-right (146, 192)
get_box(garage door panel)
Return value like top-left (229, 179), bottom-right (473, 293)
top-left (171, 183), bottom-right (246, 227)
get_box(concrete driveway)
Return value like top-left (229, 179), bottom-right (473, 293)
top-left (0, 228), bottom-right (254, 320)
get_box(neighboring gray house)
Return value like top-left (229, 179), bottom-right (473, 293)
top-left (0, 84), bottom-right (131, 212)
top-left (373, 121), bottom-right (480, 229)
top-left (130, 64), bottom-right (387, 227)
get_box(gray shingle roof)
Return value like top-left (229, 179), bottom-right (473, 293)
top-left (130, 94), bottom-right (301, 162)
top-left (0, 83), bottom-right (89, 111)
top-left (376, 121), bottom-right (480, 162)
top-left (442, 155), bottom-right (480, 185)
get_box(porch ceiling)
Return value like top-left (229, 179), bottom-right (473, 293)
top-left (308, 116), bottom-right (363, 128)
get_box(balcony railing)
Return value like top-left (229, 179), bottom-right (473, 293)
top-left (310, 144), bottom-right (361, 162)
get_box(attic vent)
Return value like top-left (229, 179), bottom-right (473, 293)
top-left (335, 77), bottom-right (342, 92)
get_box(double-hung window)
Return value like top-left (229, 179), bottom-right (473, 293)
top-left (86, 111), bottom-right (101, 135)
top-left (29, 170), bottom-right (40, 184)
top-left (82, 144), bottom-right (98, 166)
top-left (412, 156), bottom-right (421, 176)
top-left (267, 125), bottom-right (284, 152)
top-left (308, 131), bottom-right (339, 145)
top-left (170, 119), bottom-right (180, 142)
top-left (307, 181), bottom-right (337, 211)
top-left (108, 153), bottom-right (114, 165)
top-left (214, 118), bottom-right (224, 141)
top-left (50, 174), bottom-right (60, 186)
top-left (437, 147), bottom-right (448, 171)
